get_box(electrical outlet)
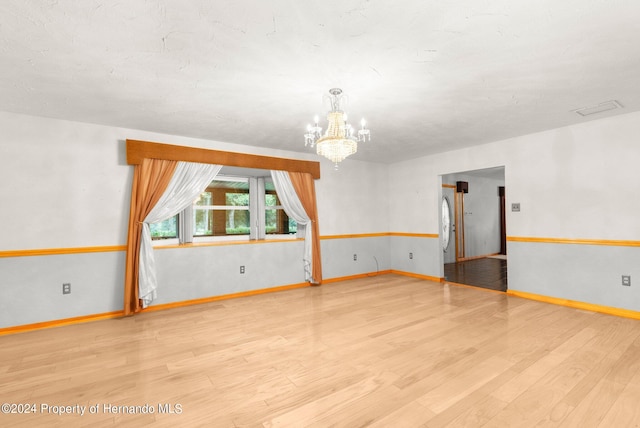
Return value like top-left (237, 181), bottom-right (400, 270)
top-left (240, 266), bottom-right (245, 274)
top-left (62, 283), bottom-right (71, 294)
top-left (409, 252), bottom-right (413, 260)
top-left (353, 254), bottom-right (357, 261)
top-left (622, 275), bottom-right (631, 286)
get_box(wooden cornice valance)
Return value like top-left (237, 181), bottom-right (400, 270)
top-left (126, 139), bottom-right (321, 179)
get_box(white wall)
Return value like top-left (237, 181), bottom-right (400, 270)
top-left (0, 111), bottom-right (326, 251)
top-left (3, 107), bottom-right (640, 329)
top-left (0, 111), bottom-right (389, 328)
top-left (0, 111), bottom-right (389, 250)
top-left (316, 159), bottom-right (389, 235)
top-left (389, 143), bottom-right (508, 235)
top-left (0, 113), bottom-right (131, 250)
top-left (389, 110), bottom-right (640, 310)
top-left (506, 118), bottom-right (640, 240)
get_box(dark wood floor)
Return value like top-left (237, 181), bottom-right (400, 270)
top-left (444, 257), bottom-right (507, 292)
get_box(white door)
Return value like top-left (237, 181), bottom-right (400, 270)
top-left (442, 186), bottom-right (456, 264)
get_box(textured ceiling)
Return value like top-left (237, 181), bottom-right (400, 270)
top-left (1, 1), bottom-right (639, 163)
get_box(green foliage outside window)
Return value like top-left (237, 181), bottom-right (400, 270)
top-left (265, 194), bottom-right (297, 234)
top-left (151, 180), bottom-right (297, 239)
top-left (150, 216), bottom-right (178, 239)
top-left (225, 192), bottom-right (249, 234)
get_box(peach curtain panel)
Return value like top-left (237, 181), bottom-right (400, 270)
top-left (124, 158), bottom-right (177, 315)
top-left (288, 171), bottom-right (323, 284)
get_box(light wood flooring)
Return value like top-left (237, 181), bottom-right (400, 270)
top-left (2, 274), bottom-right (640, 427)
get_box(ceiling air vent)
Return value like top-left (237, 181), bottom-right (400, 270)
top-left (573, 100), bottom-right (623, 117)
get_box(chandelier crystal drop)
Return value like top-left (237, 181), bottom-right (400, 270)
top-left (304, 88), bottom-right (371, 169)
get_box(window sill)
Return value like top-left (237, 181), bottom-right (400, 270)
top-left (153, 237), bottom-right (303, 250)
top-left (151, 238), bottom-right (179, 247)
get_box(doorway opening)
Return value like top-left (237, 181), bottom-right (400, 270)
top-left (440, 167), bottom-right (507, 292)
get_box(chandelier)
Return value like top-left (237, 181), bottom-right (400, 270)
top-left (304, 88), bottom-right (370, 169)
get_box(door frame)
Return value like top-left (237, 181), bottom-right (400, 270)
top-left (499, 186), bottom-right (506, 255)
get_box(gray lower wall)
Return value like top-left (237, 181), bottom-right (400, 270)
top-left (389, 236), bottom-right (441, 279)
top-left (4, 237), bottom-right (639, 330)
top-left (0, 252), bottom-right (125, 328)
top-left (508, 241), bottom-right (640, 311)
top-left (0, 236), bottom-right (392, 329)
top-left (320, 236), bottom-right (390, 279)
top-left (152, 240), bottom-right (307, 305)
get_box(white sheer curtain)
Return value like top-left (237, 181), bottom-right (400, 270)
top-left (140, 162), bottom-right (222, 306)
top-left (270, 170), bottom-right (314, 282)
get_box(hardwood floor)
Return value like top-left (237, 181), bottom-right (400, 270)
top-left (2, 274), bottom-right (640, 427)
top-left (444, 257), bottom-right (508, 292)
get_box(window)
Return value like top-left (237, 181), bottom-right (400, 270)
top-left (194, 177), bottom-right (251, 237)
top-left (151, 172), bottom-right (297, 245)
top-left (150, 215), bottom-right (178, 240)
top-left (265, 178), bottom-right (297, 236)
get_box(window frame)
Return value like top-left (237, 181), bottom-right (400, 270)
top-left (193, 175), bottom-right (252, 240)
top-left (149, 213), bottom-right (180, 243)
top-left (264, 178), bottom-right (297, 238)
top-left (152, 173), bottom-right (298, 246)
